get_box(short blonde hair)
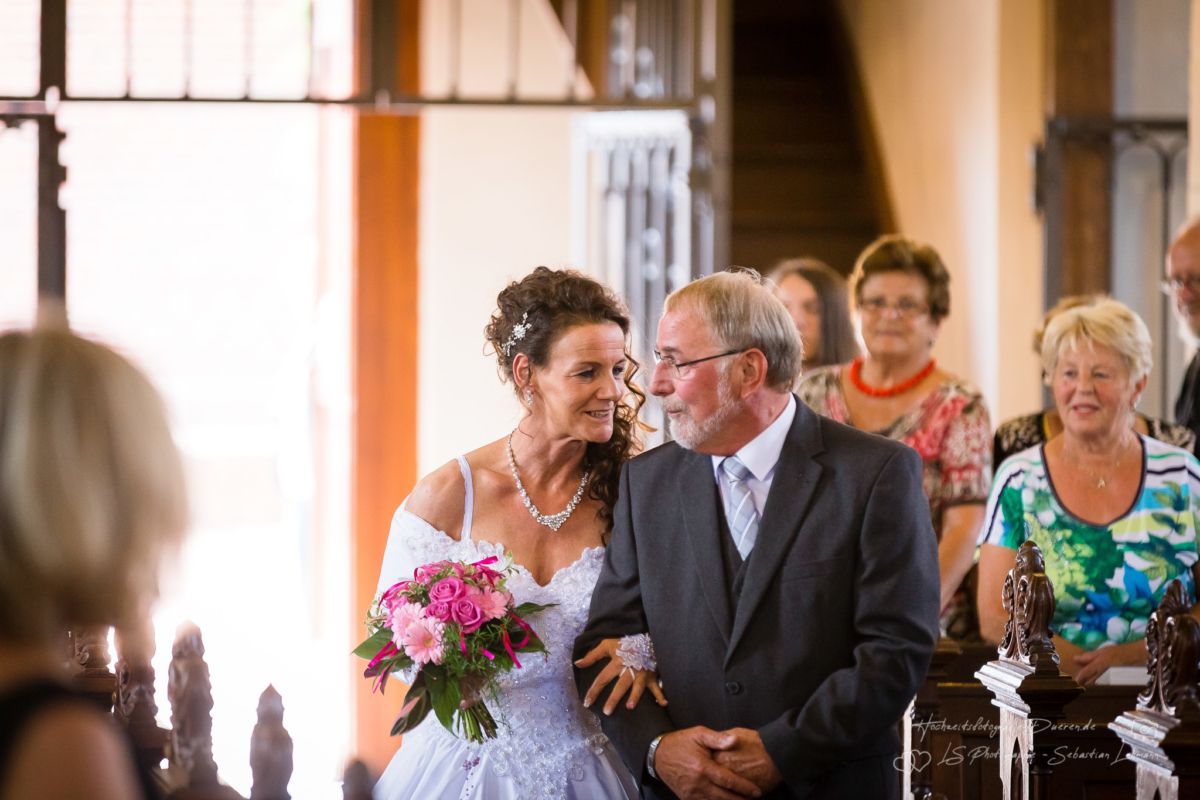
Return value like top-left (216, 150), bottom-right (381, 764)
top-left (1032, 294), bottom-right (1106, 355)
top-left (0, 330), bottom-right (188, 643)
top-left (1040, 299), bottom-right (1153, 385)
top-left (665, 270), bottom-right (802, 391)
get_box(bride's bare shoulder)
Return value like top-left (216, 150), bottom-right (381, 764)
top-left (405, 460), bottom-right (469, 538)
top-left (406, 440), bottom-right (510, 535)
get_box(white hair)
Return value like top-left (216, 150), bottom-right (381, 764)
top-left (664, 270), bottom-right (803, 391)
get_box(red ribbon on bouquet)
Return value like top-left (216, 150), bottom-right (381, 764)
top-left (367, 641), bottom-right (399, 693)
top-left (500, 612), bottom-right (537, 668)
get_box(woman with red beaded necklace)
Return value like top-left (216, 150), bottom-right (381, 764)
top-left (797, 235), bottom-right (993, 641)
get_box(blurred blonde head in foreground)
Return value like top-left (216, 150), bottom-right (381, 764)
top-left (0, 329), bottom-right (188, 644)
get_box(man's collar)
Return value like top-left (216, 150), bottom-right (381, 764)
top-left (711, 394), bottom-right (796, 480)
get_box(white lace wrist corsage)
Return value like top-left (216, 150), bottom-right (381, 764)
top-left (616, 633), bottom-right (657, 677)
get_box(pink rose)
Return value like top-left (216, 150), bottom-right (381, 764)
top-left (427, 601), bottom-right (452, 621)
top-left (429, 577), bottom-right (466, 604)
top-left (477, 588), bottom-right (509, 621)
top-left (451, 597), bottom-right (485, 632)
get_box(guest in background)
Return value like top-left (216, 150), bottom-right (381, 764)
top-left (978, 299), bottom-right (1200, 685)
top-left (797, 235), bottom-right (991, 639)
top-left (0, 330), bottom-right (187, 798)
top-left (768, 257), bottom-right (859, 376)
top-left (994, 294), bottom-right (1193, 470)
top-left (1166, 219), bottom-right (1200, 452)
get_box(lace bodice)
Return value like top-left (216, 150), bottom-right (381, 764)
top-left (374, 457), bottom-right (615, 798)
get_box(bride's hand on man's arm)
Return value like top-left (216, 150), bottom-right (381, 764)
top-left (575, 638), bottom-right (668, 714)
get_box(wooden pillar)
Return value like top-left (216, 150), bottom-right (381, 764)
top-left (975, 542), bottom-right (1083, 800)
top-left (38, 0), bottom-right (67, 306)
top-left (1043, 0), bottom-right (1113, 303)
top-left (352, 0), bottom-right (420, 774)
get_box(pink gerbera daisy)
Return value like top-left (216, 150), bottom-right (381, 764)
top-left (388, 602), bottom-right (425, 642)
top-left (401, 618), bottom-right (445, 665)
top-left (477, 588), bottom-right (510, 621)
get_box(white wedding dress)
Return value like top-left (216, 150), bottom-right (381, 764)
top-left (372, 457), bottom-right (639, 800)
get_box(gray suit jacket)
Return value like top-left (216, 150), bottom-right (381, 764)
top-left (573, 399), bottom-right (940, 799)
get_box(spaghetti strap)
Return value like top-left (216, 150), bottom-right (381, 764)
top-left (455, 456), bottom-right (474, 541)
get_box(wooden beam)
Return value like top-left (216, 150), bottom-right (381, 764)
top-left (352, 0), bottom-right (419, 775)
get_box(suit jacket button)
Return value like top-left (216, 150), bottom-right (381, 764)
top-left (725, 681), bottom-right (741, 695)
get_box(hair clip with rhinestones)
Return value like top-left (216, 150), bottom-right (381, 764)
top-left (502, 312), bottom-right (530, 357)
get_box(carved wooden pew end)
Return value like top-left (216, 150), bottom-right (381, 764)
top-left (250, 685), bottom-right (294, 800)
top-left (975, 541), bottom-right (1083, 800)
top-left (1109, 578), bottom-right (1200, 800)
top-left (165, 622), bottom-right (244, 800)
top-left (68, 624), bottom-right (119, 713)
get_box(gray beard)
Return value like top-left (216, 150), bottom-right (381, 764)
top-left (667, 375), bottom-right (743, 451)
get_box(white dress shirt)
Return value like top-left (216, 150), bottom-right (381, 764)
top-left (710, 394), bottom-right (797, 531)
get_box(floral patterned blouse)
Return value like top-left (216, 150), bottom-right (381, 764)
top-left (796, 366), bottom-right (994, 535)
top-left (981, 437), bottom-right (1200, 651)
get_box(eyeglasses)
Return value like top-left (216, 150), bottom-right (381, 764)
top-left (1162, 275), bottom-right (1200, 295)
top-left (859, 296), bottom-right (929, 319)
top-left (652, 348), bottom-right (748, 378)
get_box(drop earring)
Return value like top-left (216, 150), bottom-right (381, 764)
top-left (524, 389), bottom-right (533, 407)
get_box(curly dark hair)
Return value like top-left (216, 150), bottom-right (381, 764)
top-left (484, 267), bottom-right (648, 537)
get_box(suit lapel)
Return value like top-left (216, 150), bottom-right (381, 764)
top-left (726, 399), bottom-right (825, 660)
top-left (676, 451), bottom-right (734, 646)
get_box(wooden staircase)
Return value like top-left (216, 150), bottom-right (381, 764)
top-left (731, 0), bottom-right (889, 276)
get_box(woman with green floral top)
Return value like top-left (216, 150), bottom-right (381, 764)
top-left (978, 299), bottom-right (1200, 685)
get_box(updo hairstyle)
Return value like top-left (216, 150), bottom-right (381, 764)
top-left (851, 234), bottom-right (952, 323)
top-left (484, 267), bottom-right (647, 534)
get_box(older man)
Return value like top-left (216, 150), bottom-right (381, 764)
top-left (573, 271), bottom-right (939, 800)
top-left (1168, 220), bottom-right (1200, 451)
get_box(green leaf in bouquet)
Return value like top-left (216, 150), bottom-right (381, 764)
top-left (510, 601), bottom-right (558, 618)
top-left (353, 627), bottom-right (396, 660)
top-left (517, 635), bottom-right (549, 655)
top-left (425, 667), bottom-right (462, 732)
top-left (391, 672), bottom-right (432, 736)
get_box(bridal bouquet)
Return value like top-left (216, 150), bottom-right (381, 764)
top-left (354, 554), bottom-right (553, 743)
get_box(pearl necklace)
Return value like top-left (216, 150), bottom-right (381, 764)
top-left (506, 432), bottom-right (590, 532)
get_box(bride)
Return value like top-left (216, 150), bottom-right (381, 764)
top-left (373, 268), bottom-right (666, 799)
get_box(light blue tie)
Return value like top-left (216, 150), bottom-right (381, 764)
top-left (721, 456), bottom-right (760, 559)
